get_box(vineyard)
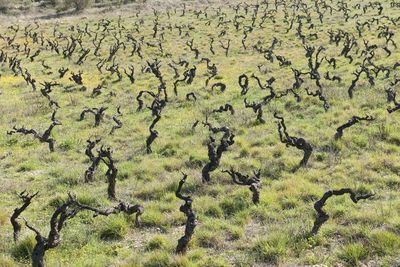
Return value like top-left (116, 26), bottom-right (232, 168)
top-left (0, 0), bottom-right (400, 266)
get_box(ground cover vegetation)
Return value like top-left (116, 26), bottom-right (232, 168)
top-left (0, 0), bottom-right (400, 266)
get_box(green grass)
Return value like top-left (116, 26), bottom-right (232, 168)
top-left (145, 235), bottom-right (171, 251)
top-left (99, 215), bottom-right (129, 240)
top-left (11, 235), bottom-right (35, 262)
top-left (337, 243), bottom-right (369, 266)
top-left (252, 233), bottom-right (290, 265)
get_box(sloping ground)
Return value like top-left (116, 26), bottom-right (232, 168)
top-left (0, 0), bottom-right (400, 266)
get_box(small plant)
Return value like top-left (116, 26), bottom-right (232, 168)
top-left (143, 251), bottom-right (172, 267)
top-left (204, 204), bottom-right (224, 218)
top-left (195, 229), bottom-right (222, 249)
top-left (11, 235), bottom-right (35, 261)
top-left (369, 230), bottom-right (400, 256)
top-left (219, 191), bottom-right (251, 216)
top-left (99, 216), bottom-right (128, 240)
top-left (337, 243), bottom-right (368, 266)
top-left (252, 234), bottom-right (289, 264)
top-left (145, 235), bottom-right (169, 251)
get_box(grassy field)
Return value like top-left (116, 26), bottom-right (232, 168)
top-left (0, 0), bottom-right (400, 266)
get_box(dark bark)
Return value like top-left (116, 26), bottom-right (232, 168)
top-left (80, 107), bottom-right (108, 127)
top-left (223, 169), bottom-right (261, 204)
top-left (40, 82), bottom-right (60, 109)
top-left (10, 190), bottom-right (38, 242)
top-left (76, 48), bottom-right (90, 65)
top-left (146, 114), bottom-right (161, 154)
top-left (334, 115), bottom-right (374, 139)
top-left (8, 110), bottom-right (61, 152)
top-left (201, 118), bottom-right (235, 182)
top-left (110, 106), bottom-right (123, 135)
top-left (212, 104), bottom-right (234, 115)
top-left (99, 147), bottom-right (118, 200)
top-left (244, 99), bottom-right (265, 123)
top-left (219, 39), bottom-right (230, 57)
top-left (84, 138), bottom-right (102, 183)
top-left (387, 88), bottom-right (400, 113)
top-left (69, 71), bottom-right (83, 85)
top-left (305, 88), bottom-right (329, 111)
top-left (186, 39), bottom-right (200, 59)
top-left (274, 113), bottom-right (312, 167)
top-left (186, 92), bottom-right (197, 102)
top-left (78, 202), bottom-right (143, 226)
top-left (91, 83), bottom-right (105, 98)
top-left (202, 58), bottom-right (217, 86)
top-left (175, 173), bottom-right (196, 254)
top-left (238, 74), bottom-right (249, 95)
top-left (211, 82), bottom-right (226, 93)
top-left (311, 189), bottom-right (374, 235)
top-left (24, 193), bottom-right (81, 267)
top-left (136, 91), bottom-right (156, 112)
top-left (174, 66), bottom-right (197, 96)
top-left (124, 65), bottom-right (135, 84)
top-left (146, 59), bottom-right (168, 102)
